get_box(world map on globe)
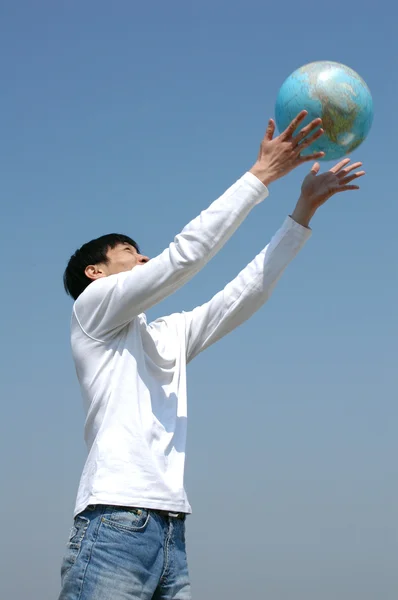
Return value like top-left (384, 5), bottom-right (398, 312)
top-left (275, 61), bottom-right (374, 161)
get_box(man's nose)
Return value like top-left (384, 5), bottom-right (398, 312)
top-left (138, 254), bottom-right (150, 264)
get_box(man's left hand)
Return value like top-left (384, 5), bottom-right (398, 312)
top-left (291, 158), bottom-right (366, 227)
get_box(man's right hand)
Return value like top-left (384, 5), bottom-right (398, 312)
top-left (249, 110), bottom-right (325, 186)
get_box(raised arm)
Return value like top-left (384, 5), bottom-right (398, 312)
top-left (74, 112), bottom-right (325, 340)
top-left (183, 158), bottom-right (365, 362)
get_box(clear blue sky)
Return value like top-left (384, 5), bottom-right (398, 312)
top-left (0, 2), bottom-right (396, 599)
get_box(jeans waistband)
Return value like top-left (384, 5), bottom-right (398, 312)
top-left (86, 504), bottom-right (186, 520)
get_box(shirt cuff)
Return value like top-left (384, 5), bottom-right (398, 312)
top-left (242, 171), bottom-right (269, 204)
top-left (286, 215), bottom-right (312, 238)
top-left (284, 215), bottom-right (312, 240)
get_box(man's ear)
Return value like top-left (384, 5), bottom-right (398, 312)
top-left (85, 264), bottom-right (107, 281)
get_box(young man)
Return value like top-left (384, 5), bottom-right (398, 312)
top-left (59, 111), bottom-right (364, 600)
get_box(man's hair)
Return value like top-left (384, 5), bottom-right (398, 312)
top-left (63, 233), bottom-right (140, 301)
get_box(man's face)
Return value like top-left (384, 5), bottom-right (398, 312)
top-left (85, 243), bottom-right (149, 282)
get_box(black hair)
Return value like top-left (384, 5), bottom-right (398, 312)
top-left (63, 233), bottom-right (140, 300)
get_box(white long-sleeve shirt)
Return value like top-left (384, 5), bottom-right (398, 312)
top-left (71, 172), bottom-right (311, 516)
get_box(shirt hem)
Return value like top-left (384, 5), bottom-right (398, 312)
top-left (74, 496), bottom-right (193, 518)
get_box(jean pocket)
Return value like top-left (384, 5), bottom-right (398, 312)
top-left (101, 506), bottom-right (150, 532)
top-left (60, 515), bottom-right (90, 582)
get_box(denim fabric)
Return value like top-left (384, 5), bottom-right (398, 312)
top-left (58, 505), bottom-right (191, 600)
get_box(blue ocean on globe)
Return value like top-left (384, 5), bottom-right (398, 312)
top-left (275, 61), bottom-right (374, 161)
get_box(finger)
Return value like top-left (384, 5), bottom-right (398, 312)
top-left (264, 119), bottom-right (276, 140)
top-left (281, 110), bottom-right (308, 139)
top-left (297, 127), bottom-right (324, 151)
top-left (339, 171), bottom-right (365, 185)
top-left (310, 162), bottom-right (321, 175)
top-left (299, 151), bottom-right (325, 162)
top-left (337, 162), bottom-right (363, 178)
top-left (335, 185), bottom-right (360, 193)
top-left (330, 158), bottom-right (351, 174)
top-left (293, 118), bottom-right (322, 145)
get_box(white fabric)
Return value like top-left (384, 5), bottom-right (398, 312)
top-left (70, 172), bottom-right (311, 517)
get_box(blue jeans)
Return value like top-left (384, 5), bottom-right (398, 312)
top-left (58, 505), bottom-right (191, 600)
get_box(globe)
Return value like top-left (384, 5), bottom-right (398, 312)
top-left (275, 61), bottom-right (373, 161)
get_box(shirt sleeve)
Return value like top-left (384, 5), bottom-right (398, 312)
top-left (183, 216), bottom-right (312, 363)
top-left (73, 172), bottom-right (269, 341)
